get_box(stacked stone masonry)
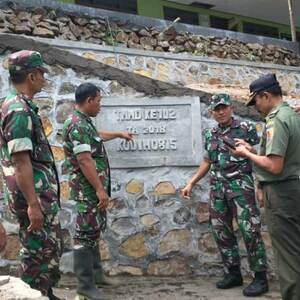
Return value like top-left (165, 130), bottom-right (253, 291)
top-left (78, 50), bottom-right (300, 101)
top-left (0, 3), bottom-right (299, 67)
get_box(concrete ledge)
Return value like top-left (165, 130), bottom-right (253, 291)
top-left (2, 0), bottom-right (299, 53)
top-left (0, 33), bottom-right (261, 121)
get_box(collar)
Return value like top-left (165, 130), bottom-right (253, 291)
top-left (18, 92), bottom-right (39, 113)
top-left (266, 102), bottom-right (287, 121)
top-left (212, 118), bottom-right (239, 133)
top-left (74, 109), bottom-right (93, 124)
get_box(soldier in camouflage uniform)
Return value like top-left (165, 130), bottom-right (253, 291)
top-left (62, 82), bottom-right (133, 300)
top-left (0, 51), bottom-right (62, 300)
top-left (181, 94), bottom-right (268, 297)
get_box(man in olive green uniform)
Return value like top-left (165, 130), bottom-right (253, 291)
top-left (234, 74), bottom-right (300, 300)
top-left (63, 83), bottom-right (133, 300)
top-left (0, 51), bottom-right (62, 299)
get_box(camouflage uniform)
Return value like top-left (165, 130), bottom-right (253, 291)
top-left (0, 51), bottom-right (62, 296)
top-left (62, 109), bottom-right (110, 248)
top-left (204, 96), bottom-right (267, 273)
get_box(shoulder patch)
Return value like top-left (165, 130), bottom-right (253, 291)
top-left (266, 119), bottom-right (274, 129)
top-left (255, 123), bottom-right (263, 134)
top-left (266, 127), bottom-right (274, 143)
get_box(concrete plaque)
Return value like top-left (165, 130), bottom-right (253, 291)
top-left (96, 97), bottom-right (202, 168)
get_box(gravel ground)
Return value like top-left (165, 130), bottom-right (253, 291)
top-left (54, 275), bottom-right (281, 300)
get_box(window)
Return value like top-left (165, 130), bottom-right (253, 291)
top-left (75, 0), bottom-right (137, 14)
top-left (163, 7), bottom-right (199, 25)
top-left (243, 22), bottom-right (279, 39)
top-left (210, 16), bottom-right (229, 30)
top-left (281, 32), bottom-right (300, 42)
top-left (190, 2), bottom-right (214, 9)
top-left (280, 33), bottom-right (291, 41)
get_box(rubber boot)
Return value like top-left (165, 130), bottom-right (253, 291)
top-left (216, 266), bottom-right (243, 289)
top-left (73, 246), bottom-right (106, 300)
top-left (93, 245), bottom-right (119, 287)
top-left (243, 271), bottom-right (269, 297)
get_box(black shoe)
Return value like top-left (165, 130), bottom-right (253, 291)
top-left (243, 272), bottom-right (269, 297)
top-left (48, 288), bottom-right (62, 300)
top-left (216, 267), bottom-right (243, 289)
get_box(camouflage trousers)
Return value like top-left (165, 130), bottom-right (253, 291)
top-left (209, 175), bottom-right (267, 272)
top-left (17, 213), bottom-right (62, 295)
top-left (74, 197), bottom-right (107, 248)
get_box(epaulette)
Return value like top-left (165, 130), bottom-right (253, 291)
top-left (267, 108), bottom-right (279, 120)
top-left (4, 95), bottom-right (28, 114)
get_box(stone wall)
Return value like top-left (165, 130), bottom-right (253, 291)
top-left (76, 47), bottom-right (300, 102)
top-left (0, 2), bottom-right (299, 67)
top-left (0, 36), bottom-right (289, 279)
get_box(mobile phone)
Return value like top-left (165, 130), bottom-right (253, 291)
top-left (221, 137), bottom-right (236, 150)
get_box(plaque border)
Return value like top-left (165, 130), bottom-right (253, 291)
top-left (96, 96), bottom-right (202, 168)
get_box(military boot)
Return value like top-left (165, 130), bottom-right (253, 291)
top-left (47, 288), bottom-right (62, 300)
top-left (92, 245), bottom-right (120, 287)
top-left (74, 246), bottom-right (106, 300)
top-left (216, 266), bottom-right (243, 289)
top-left (243, 271), bottom-right (269, 297)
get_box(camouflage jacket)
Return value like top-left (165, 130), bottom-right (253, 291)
top-left (0, 91), bottom-right (59, 216)
top-left (62, 109), bottom-right (111, 202)
top-left (204, 118), bottom-right (259, 182)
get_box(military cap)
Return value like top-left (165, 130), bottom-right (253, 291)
top-left (8, 50), bottom-right (48, 74)
top-left (209, 93), bottom-right (232, 110)
top-left (247, 73), bottom-right (279, 106)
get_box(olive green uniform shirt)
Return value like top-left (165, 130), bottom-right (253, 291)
top-left (255, 102), bottom-right (300, 182)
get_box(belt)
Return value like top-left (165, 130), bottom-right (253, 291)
top-left (259, 176), bottom-right (300, 187)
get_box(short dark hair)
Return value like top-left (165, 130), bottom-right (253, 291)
top-left (9, 68), bottom-right (39, 84)
top-left (75, 83), bottom-right (100, 104)
top-left (258, 84), bottom-right (282, 98)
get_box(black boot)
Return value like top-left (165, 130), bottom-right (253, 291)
top-left (216, 266), bottom-right (243, 289)
top-left (92, 245), bottom-right (120, 287)
top-left (74, 246), bottom-right (107, 300)
top-left (243, 271), bottom-right (269, 297)
top-left (47, 288), bottom-right (62, 300)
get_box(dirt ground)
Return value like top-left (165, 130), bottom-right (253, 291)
top-left (54, 275), bottom-right (281, 300)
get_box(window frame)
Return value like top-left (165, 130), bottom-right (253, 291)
top-left (75, 0), bottom-right (138, 14)
top-left (243, 21), bottom-right (279, 39)
top-left (163, 6), bottom-right (199, 26)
